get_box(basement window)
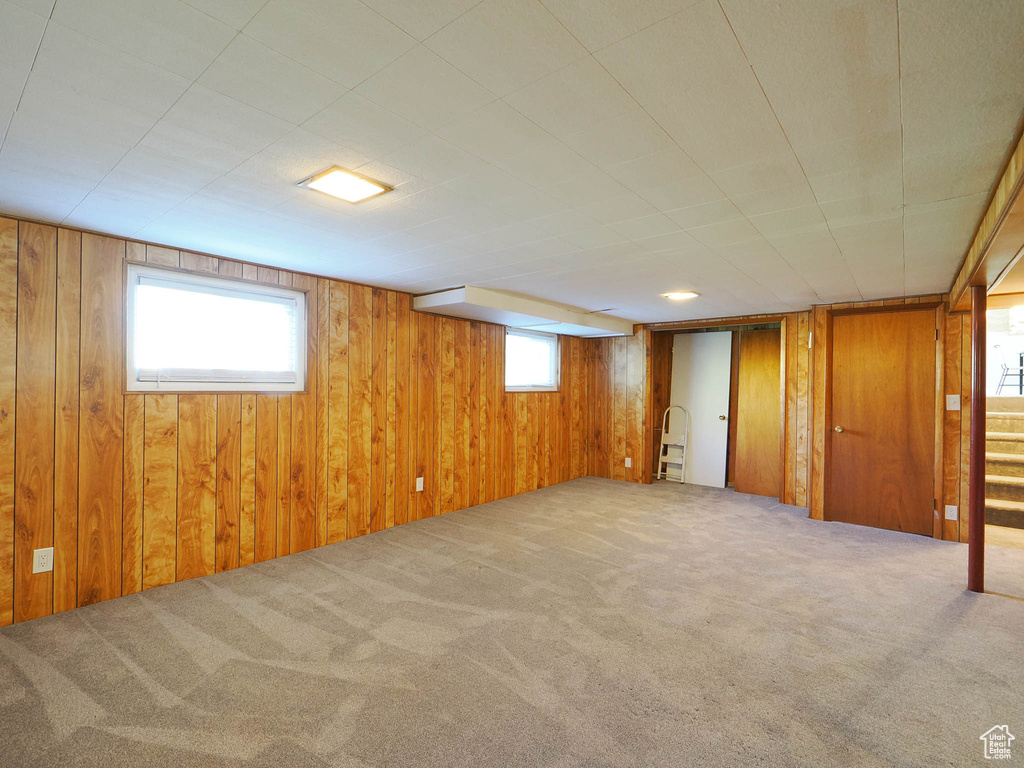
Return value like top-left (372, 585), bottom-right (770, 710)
top-left (126, 263), bottom-right (306, 392)
top-left (505, 329), bottom-right (559, 392)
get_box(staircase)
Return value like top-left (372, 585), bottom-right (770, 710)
top-left (986, 397), bottom-right (1024, 529)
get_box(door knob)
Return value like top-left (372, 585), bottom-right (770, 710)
top-left (719, 415), bottom-right (727, 421)
top-left (834, 425), bottom-right (844, 433)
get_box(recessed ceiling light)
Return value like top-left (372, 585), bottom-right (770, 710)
top-left (663, 291), bottom-right (699, 301)
top-left (298, 166), bottom-right (391, 203)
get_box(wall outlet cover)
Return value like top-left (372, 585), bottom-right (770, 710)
top-left (32, 547), bottom-right (54, 574)
top-left (945, 394), bottom-right (961, 411)
top-left (416, 477), bottom-right (424, 492)
top-left (625, 457), bottom-right (632, 468)
top-left (945, 505), bottom-right (958, 521)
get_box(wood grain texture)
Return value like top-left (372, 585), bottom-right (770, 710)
top-left (315, 280), bottom-right (330, 545)
top-left (216, 395), bottom-right (241, 572)
top-left (440, 318), bottom-right (455, 514)
top-left (370, 288), bottom-right (387, 533)
top-left (143, 395), bottom-right (177, 590)
top-left (395, 293), bottom-right (410, 526)
top-left (385, 291), bottom-right (397, 529)
top-left (239, 395), bottom-right (256, 566)
top-left (0, 219), bottom-right (13, 627)
top-left (454, 321), bottom-right (470, 509)
top-left (327, 281), bottom-right (349, 544)
top-left (177, 395), bottom-right (217, 581)
top-left (734, 330), bottom-right (783, 498)
top-left (54, 228), bottom-right (81, 613)
top-left (254, 395), bottom-right (277, 562)
top-left (289, 273), bottom-right (317, 553)
top-left (828, 310), bottom-right (935, 535)
top-left (943, 314), bottom-right (963, 542)
top-left (15, 222), bottom-right (56, 622)
top-left (78, 234), bottom-right (124, 606)
top-left (122, 395), bottom-right (144, 596)
top-left (276, 394), bottom-right (291, 557)
top-left (348, 284), bottom-right (372, 538)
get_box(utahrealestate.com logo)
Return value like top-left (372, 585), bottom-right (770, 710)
top-left (980, 726), bottom-right (1015, 760)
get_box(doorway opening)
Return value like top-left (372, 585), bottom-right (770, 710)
top-left (985, 303), bottom-right (1024, 551)
top-left (653, 323), bottom-right (784, 498)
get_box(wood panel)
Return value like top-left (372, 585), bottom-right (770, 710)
top-left (54, 228), bottom-right (80, 612)
top-left (734, 329), bottom-right (783, 498)
top-left (15, 222), bottom-right (56, 622)
top-left (177, 395), bottom-right (217, 580)
top-left (216, 395), bottom-right (241, 572)
top-left (0, 219), bottom-right (13, 627)
top-left (78, 234), bottom-right (124, 606)
top-left (0, 213), bottom-right (642, 625)
top-left (143, 394), bottom-right (177, 589)
top-left (348, 284), bottom-right (372, 538)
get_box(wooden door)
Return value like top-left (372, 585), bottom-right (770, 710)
top-left (828, 309), bottom-right (935, 534)
top-left (734, 329), bottom-right (782, 497)
top-left (670, 331), bottom-right (732, 486)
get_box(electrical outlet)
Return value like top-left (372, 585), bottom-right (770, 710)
top-left (625, 457), bottom-right (632, 468)
top-left (32, 547), bottom-right (53, 574)
top-left (416, 477), bottom-right (424, 492)
top-left (945, 505), bottom-right (958, 521)
top-left (946, 395), bottom-right (961, 411)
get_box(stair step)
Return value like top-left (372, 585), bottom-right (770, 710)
top-left (986, 474), bottom-right (1024, 486)
top-left (987, 412), bottom-right (1024, 418)
top-left (987, 431), bottom-right (1024, 441)
top-left (985, 498), bottom-right (1024, 530)
top-left (986, 397), bottom-right (1024, 413)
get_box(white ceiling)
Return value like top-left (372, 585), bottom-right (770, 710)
top-left (0, 0), bottom-right (1022, 322)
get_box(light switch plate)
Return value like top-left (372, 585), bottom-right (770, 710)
top-left (33, 547), bottom-right (53, 574)
top-left (946, 395), bottom-right (961, 411)
top-left (625, 457), bottom-right (632, 468)
top-left (416, 477), bottom-right (424, 492)
top-left (945, 505), bottom-right (958, 521)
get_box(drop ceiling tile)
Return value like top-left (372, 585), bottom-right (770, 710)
top-left (198, 35), bottom-right (346, 124)
top-left (532, 208), bottom-right (600, 237)
top-left (664, 199), bottom-right (744, 230)
top-left (903, 139), bottom-right (1008, 206)
top-left (747, 204), bottom-right (827, 239)
top-left (64, 182), bottom-right (187, 234)
top-left (30, 23), bottom-right (191, 119)
top-left (161, 85), bottom-right (293, 163)
top-left (197, 175), bottom-right (302, 212)
top-left (355, 45), bottom-right (493, 131)
top-left (135, 119), bottom-right (251, 178)
top-left (491, 140), bottom-right (594, 188)
top-left (486, 189), bottom-right (570, 221)
top-left (436, 100), bottom-right (559, 165)
top-left (181, 0), bottom-right (265, 29)
top-left (51, 0), bottom-right (235, 79)
top-left (541, 0), bottom-right (698, 52)
top-left (424, 0), bottom-right (588, 96)
top-left (440, 166), bottom-right (533, 202)
top-left (543, 169), bottom-right (630, 208)
top-left (609, 212), bottom-right (678, 241)
top-left (729, 181), bottom-right (819, 219)
top-left (604, 149), bottom-right (704, 191)
top-left (579, 191), bottom-right (657, 225)
top-left (503, 57), bottom-right (636, 140)
top-left (9, 0), bottom-right (54, 15)
top-left (818, 191), bottom-right (901, 229)
top-left (358, 0), bottom-right (480, 40)
top-left (0, 2), bottom-right (46, 131)
top-left (303, 92), bottom-right (426, 161)
top-left (562, 107), bottom-right (676, 170)
top-left (382, 134), bottom-right (487, 185)
top-left (5, 75), bottom-right (153, 177)
top-left (244, 0), bottom-right (416, 88)
top-left (631, 229), bottom-right (704, 255)
top-left (231, 128), bottom-right (368, 193)
top-left (686, 216), bottom-right (761, 248)
top-left (642, 174), bottom-right (725, 212)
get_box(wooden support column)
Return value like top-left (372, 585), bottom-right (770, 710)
top-left (968, 284), bottom-right (986, 593)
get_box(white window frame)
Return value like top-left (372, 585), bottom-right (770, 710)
top-left (504, 328), bottom-right (560, 392)
top-left (125, 262), bottom-right (307, 393)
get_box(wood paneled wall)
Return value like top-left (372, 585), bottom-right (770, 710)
top-left (0, 215), bottom-right (650, 626)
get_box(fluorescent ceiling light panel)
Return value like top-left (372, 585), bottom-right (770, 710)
top-left (299, 166), bottom-right (391, 203)
top-left (663, 291), bottom-right (699, 301)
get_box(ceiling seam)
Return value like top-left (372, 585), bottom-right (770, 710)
top-left (0, 3), bottom-right (55, 155)
top-left (896, 0), bottom-right (907, 297)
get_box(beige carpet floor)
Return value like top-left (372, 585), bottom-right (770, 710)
top-left (1, 478), bottom-right (1022, 767)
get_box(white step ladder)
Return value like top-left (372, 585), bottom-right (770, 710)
top-left (657, 405), bottom-right (690, 483)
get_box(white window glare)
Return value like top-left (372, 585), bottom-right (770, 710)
top-left (505, 329), bottom-right (559, 391)
top-left (126, 263), bottom-right (305, 392)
